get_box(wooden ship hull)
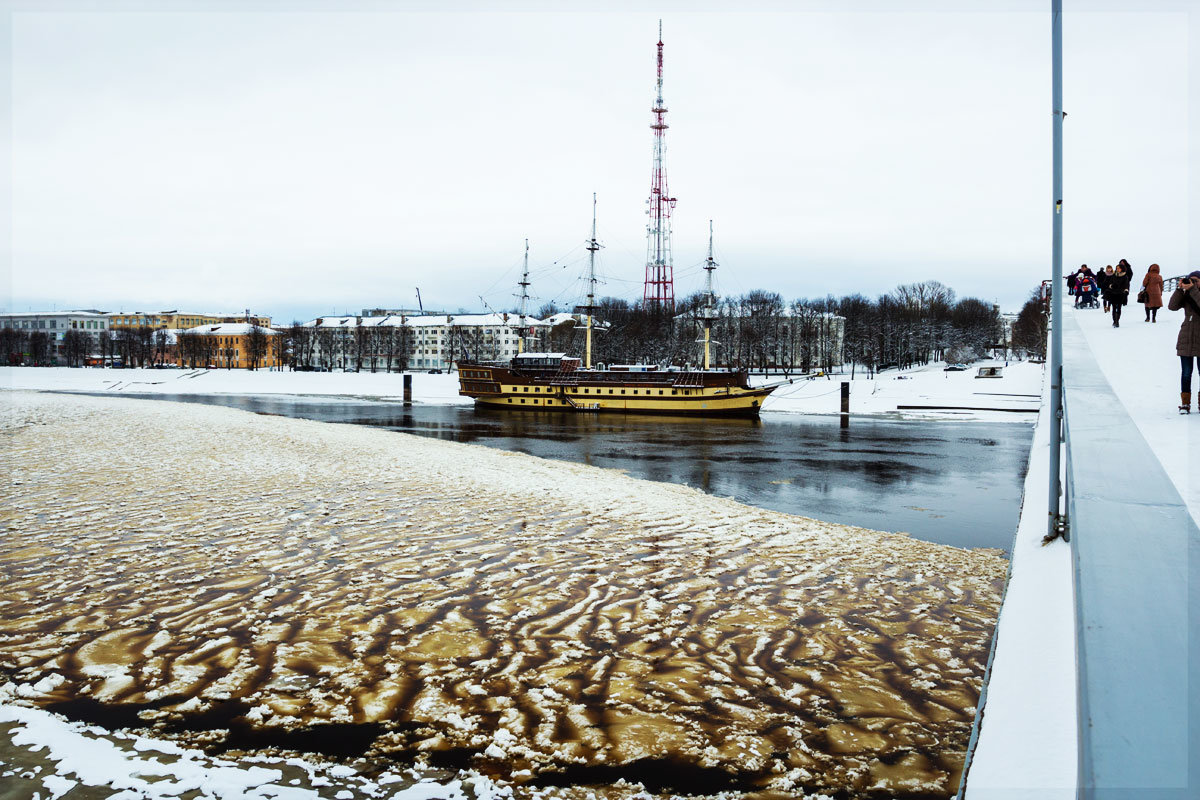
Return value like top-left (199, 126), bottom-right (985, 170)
top-left (457, 358), bottom-right (775, 418)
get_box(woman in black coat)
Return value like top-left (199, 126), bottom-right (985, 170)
top-left (1096, 266), bottom-right (1113, 312)
top-left (1108, 264), bottom-right (1131, 327)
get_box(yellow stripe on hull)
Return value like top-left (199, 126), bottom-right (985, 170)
top-left (471, 387), bottom-right (772, 417)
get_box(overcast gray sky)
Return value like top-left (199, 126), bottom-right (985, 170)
top-left (2, 1), bottom-right (1195, 320)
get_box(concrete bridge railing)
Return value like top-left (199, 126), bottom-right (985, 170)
top-left (1061, 317), bottom-right (1198, 798)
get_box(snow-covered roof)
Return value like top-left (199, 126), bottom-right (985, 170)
top-left (0, 310), bottom-right (108, 319)
top-left (542, 312), bottom-right (610, 329)
top-left (181, 323), bottom-right (278, 336)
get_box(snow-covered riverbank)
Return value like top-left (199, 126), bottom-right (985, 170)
top-left (1, 359), bottom-right (1044, 422)
top-left (1, 390), bottom-right (1006, 799)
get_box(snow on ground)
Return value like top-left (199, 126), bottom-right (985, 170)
top-left (0, 390), bottom-right (1008, 799)
top-left (964, 302), bottom-right (1198, 797)
top-left (0, 359), bottom-right (1044, 423)
top-left (960, 389), bottom-right (1076, 800)
top-left (759, 360), bottom-right (1042, 422)
top-left (0, 702), bottom-right (509, 800)
top-left (1066, 305), bottom-right (1198, 522)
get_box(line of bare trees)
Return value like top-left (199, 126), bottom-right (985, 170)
top-left (530, 280), bottom-right (1004, 376)
top-left (285, 321), bottom-right (414, 372)
top-left (1011, 289), bottom-right (1050, 361)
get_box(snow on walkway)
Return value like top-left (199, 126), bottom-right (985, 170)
top-left (1067, 305), bottom-right (1197, 522)
top-left (965, 301), bottom-right (1197, 798)
top-left (1, 390), bottom-right (1007, 799)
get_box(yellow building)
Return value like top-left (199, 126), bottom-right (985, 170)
top-left (109, 311), bottom-right (272, 330)
top-left (176, 323), bottom-right (282, 370)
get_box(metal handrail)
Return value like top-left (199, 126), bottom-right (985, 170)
top-left (1163, 274), bottom-right (1188, 293)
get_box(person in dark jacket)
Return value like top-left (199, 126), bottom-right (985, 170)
top-left (1075, 272), bottom-right (1098, 309)
top-left (1169, 270), bottom-right (1200, 413)
top-left (1108, 263), bottom-right (1131, 327)
top-left (1096, 266), bottom-right (1113, 312)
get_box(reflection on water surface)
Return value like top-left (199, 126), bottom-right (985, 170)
top-left (95, 394), bottom-right (1032, 551)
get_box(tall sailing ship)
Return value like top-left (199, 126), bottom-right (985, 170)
top-left (457, 207), bottom-right (779, 418)
top-left (458, 23), bottom-right (781, 418)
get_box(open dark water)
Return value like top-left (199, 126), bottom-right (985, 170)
top-left (94, 394), bottom-right (1032, 551)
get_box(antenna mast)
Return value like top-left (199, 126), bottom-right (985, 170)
top-left (517, 239), bottom-right (531, 354)
top-left (643, 19), bottom-right (676, 312)
top-left (702, 220), bottom-right (718, 370)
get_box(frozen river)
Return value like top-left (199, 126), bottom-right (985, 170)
top-left (3, 391), bottom-right (1009, 798)
top-left (97, 393), bottom-right (1033, 551)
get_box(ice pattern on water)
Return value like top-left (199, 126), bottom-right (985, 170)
top-left (0, 392), bottom-right (1006, 799)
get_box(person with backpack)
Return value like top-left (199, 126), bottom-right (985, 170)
top-left (1169, 270), bottom-right (1200, 414)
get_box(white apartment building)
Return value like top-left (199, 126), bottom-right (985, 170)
top-left (301, 313), bottom-right (546, 372)
top-left (0, 310), bottom-right (110, 362)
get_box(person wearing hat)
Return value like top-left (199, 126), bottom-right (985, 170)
top-left (1168, 270), bottom-right (1200, 413)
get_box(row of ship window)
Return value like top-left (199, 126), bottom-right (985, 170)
top-left (504, 386), bottom-right (697, 396)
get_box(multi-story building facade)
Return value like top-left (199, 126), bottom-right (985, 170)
top-left (300, 313), bottom-right (544, 372)
top-left (108, 311), bottom-right (272, 330)
top-left (177, 323), bottom-right (281, 370)
top-left (0, 311), bottom-right (110, 364)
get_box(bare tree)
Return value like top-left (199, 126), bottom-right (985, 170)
top-left (153, 328), bottom-right (173, 367)
top-left (246, 325), bottom-right (269, 371)
top-left (1012, 290), bottom-right (1049, 360)
top-left (97, 329), bottom-right (115, 367)
top-left (0, 327), bottom-right (26, 365)
top-left (27, 331), bottom-right (51, 366)
top-left (61, 329), bottom-right (93, 367)
top-left (314, 326), bottom-right (337, 371)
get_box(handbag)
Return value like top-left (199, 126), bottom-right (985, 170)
top-left (1137, 288), bottom-right (1148, 304)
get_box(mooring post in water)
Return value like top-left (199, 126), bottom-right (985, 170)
top-left (840, 382), bottom-right (850, 428)
top-left (403, 373), bottom-right (412, 407)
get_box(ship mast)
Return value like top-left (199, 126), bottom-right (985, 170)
top-left (584, 194), bottom-right (600, 369)
top-left (702, 220), bottom-right (718, 370)
top-left (516, 239), bottom-right (531, 354)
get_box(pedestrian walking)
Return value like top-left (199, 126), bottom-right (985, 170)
top-left (1108, 263), bottom-right (1131, 327)
top-left (1141, 264), bottom-right (1164, 322)
top-left (1169, 270), bottom-right (1200, 414)
top-left (1097, 266), bottom-right (1113, 312)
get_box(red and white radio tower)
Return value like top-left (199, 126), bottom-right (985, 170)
top-left (643, 20), bottom-right (676, 312)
